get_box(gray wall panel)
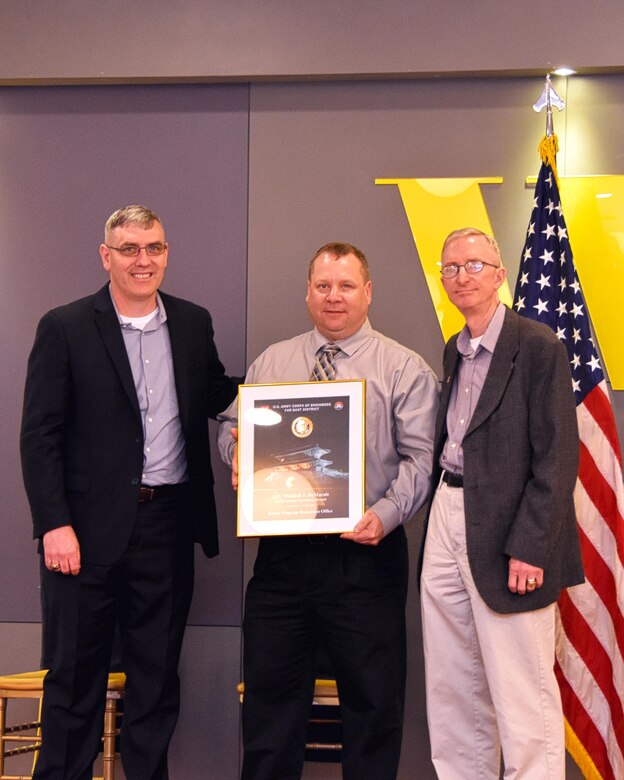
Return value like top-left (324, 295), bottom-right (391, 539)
top-left (169, 625), bottom-right (242, 780)
top-left (0, 84), bottom-right (248, 625)
top-left (247, 77), bottom-right (542, 368)
top-left (0, 622), bottom-right (42, 676)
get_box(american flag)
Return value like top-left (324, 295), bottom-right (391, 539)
top-left (513, 145), bottom-right (624, 780)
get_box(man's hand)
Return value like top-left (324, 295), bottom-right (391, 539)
top-left (230, 428), bottom-right (239, 490)
top-left (340, 510), bottom-right (385, 546)
top-left (43, 525), bottom-right (81, 576)
top-left (508, 557), bottom-right (543, 595)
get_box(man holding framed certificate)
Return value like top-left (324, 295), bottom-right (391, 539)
top-left (218, 242), bottom-right (438, 780)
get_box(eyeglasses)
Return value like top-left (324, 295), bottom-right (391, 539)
top-left (440, 260), bottom-right (500, 279)
top-left (106, 243), bottom-right (167, 258)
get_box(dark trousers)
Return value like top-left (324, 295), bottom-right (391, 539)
top-left (241, 528), bottom-right (408, 780)
top-left (34, 487), bottom-right (195, 780)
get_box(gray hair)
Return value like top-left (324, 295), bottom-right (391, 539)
top-left (441, 227), bottom-right (501, 264)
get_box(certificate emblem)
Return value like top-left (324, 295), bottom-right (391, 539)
top-left (291, 416), bottom-right (313, 438)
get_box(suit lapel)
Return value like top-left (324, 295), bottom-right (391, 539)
top-left (440, 339), bottom-right (460, 419)
top-left (161, 293), bottom-right (191, 429)
top-left (434, 337), bottom-right (461, 450)
top-left (465, 308), bottom-right (519, 436)
top-left (93, 285), bottom-right (141, 420)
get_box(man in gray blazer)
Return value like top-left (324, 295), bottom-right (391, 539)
top-left (419, 227), bottom-right (584, 779)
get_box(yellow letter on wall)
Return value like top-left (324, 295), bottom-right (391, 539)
top-left (376, 178), bottom-right (512, 341)
top-left (559, 176), bottom-right (624, 390)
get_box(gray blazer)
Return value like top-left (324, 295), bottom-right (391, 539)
top-left (420, 306), bottom-right (584, 613)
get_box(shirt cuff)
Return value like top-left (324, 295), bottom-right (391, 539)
top-left (368, 497), bottom-right (402, 536)
top-left (217, 423), bottom-right (236, 466)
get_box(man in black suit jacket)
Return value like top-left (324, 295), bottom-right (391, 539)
top-left (419, 228), bottom-right (584, 779)
top-left (20, 205), bottom-right (238, 780)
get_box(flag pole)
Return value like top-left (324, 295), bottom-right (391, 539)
top-left (533, 73), bottom-right (565, 138)
top-left (532, 74), bottom-right (565, 182)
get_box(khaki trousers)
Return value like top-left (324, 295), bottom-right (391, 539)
top-left (420, 481), bottom-right (565, 779)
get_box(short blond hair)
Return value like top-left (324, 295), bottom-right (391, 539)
top-left (104, 205), bottom-right (163, 241)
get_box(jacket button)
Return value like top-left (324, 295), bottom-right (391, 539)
top-left (131, 477), bottom-right (139, 485)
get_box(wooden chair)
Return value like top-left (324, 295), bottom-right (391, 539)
top-left (236, 678), bottom-right (342, 759)
top-left (0, 670), bottom-right (125, 780)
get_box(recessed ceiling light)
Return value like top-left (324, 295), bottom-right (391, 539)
top-left (552, 67), bottom-right (577, 77)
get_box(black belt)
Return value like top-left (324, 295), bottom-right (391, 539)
top-left (139, 483), bottom-right (188, 503)
top-left (307, 534), bottom-right (330, 544)
top-left (441, 470), bottom-right (464, 488)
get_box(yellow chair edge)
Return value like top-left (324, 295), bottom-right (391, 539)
top-left (0, 670), bottom-right (126, 692)
top-left (236, 679), bottom-right (338, 698)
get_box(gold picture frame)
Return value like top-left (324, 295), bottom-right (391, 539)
top-left (237, 380), bottom-right (366, 537)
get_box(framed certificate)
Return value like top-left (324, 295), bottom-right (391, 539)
top-left (237, 380), bottom-right (366, 537)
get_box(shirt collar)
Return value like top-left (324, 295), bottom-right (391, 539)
top-left (312, 319), bottom-right (372, 357)
top-left (457, 301), bottom-right (506, 358)
top-left (109, 284), bottom-right (168, 329)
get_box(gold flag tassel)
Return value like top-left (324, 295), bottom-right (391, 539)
top-left (538, 133), bottom-right (560, 188)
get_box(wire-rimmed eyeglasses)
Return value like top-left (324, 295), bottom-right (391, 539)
top-left (440, 260), bottom-right (499, 279)
top-left (105, 243), bottom-right (167, 258)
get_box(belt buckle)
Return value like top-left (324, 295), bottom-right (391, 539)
top-left (308, 534), bottom-right (328, 544)
top-left (442, 470), bottom-right (463, 488)
top-left (139, 486), bottom-right (156, 503)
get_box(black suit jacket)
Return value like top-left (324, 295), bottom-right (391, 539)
top-left (420, 306), bottom-right (585, 613)
top-left (21, 285), bottom-right (238, 564)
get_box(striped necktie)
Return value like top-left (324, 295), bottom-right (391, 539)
top-left (311, 344), bottom-right (340, 381)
